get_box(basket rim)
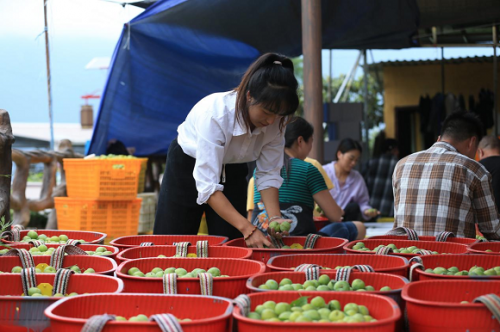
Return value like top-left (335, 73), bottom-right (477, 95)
top-left (467, 242), bottom-right (500, 255)
top-left (368, 234), bottom-right (478, 243)
top-left (1, 230), bottom-right (107, 245)
top-left (110, 235), bottom-right (229, 247)
top-left (0, 255), bottom-right (118, 274)
top-left (233, 291), bottom-right (401, 326)
top-left (401, 280), bottom-right (499, 307)
top-left (116, 245), bottom-right (253, 262)
top-left (344, 239), bottom-right (469, 256)
top-left (8, 243), bottom-right (119, 255)
top-left (224, 236), bottom-right (348, 252)
top-left (0, 273), bottom-right (124, 298)
top-left (246, 271), bottom-right (409, 293)
top-left (44, 293), bottom-right (233, 324)
top-left (116, 257), bottom-right (266, 280)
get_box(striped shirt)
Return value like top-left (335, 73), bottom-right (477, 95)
top-left (393, 141), bottom-right (500, 240)
top-left (254, 158), bottom-right (327, 209)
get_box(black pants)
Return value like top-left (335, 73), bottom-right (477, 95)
top-left (153, 138), bottom-right (248, 240)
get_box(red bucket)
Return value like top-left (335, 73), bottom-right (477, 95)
top-left (467, 241), bottom-right (500, 255)
top-left (411, 254), bottom-right (500, 281)
top-left (2, 230), bottom-right (106, 245)
top-left (0, 255), bottom-right (117, 275)
top-left (45, 293), bottom-right (233, 332)
top-left (0, 274), bottom-right (123, 332)
top-left (8, 243), bottom-right (119, 262)
top-left (267, 254), bottom-right (409, 277)
top-left (110, 235), bottom-right (228, 251)
top-left (233, 291), bottom-right (401, 332)
top-left (344, 239), bottom-right (468, 258)
top-left (313, 217), bottom-right (329, 232)
top-left (116, 257), bottom-right (265, 298)
top-left (402, 279), bottom-right (500, 331)
top-left (116, 245), bottom-right (252, 264)
top-left (223, 236), bottom-right (347, 266)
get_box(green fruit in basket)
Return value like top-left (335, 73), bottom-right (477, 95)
top-left (155, 271), bottom-right (164, 277)
top-left (28, 287), bottom-right (42, 296)
top-left (279, 284), bottom-right (294, 291)
top-left (279, 278), bottom-right (293, 286)
top-left (53, 293), bottom-right (64, 297)
top-left (248, 312), bottom-right (261, 320)
top-left (115, 316), bottom-right (127, 321)
top-left (59, 235), bottom-right (69, 242)
top-left (260, 309), bottom-right (277, 320)
top-left (11, 266), bottom-right (23, 273)
top-left (255, 305), bottom-right (265, 314)
top-left (433, 267), bottom-right (446, 275)
top-left (344, 303), bottom-right (359, 314)
top-left (280, 221), bottom-right (291, 232)
top-left (281, 245), bottom-right (291, 249)
top-left (68, 292), bottom-right (79, 296)
top-left (333, 280), bottom-right (350, 291)
top-left (303, 309), bottom-right (320, 321)
top-left (486, 249), bottom-right (493, 252)
top-left (164, 267), bottom-right (176, 274)
top-left (318, 274), bottom-right (330, 286)
top-left (329, 310), bottom-right (345, 321)
top-left (128, 267), bottom-right (140, 275)
top-left (380, 286), bottom-right (392, 291)
top-left (258, 284), bottom-right (269, 290)
top-left (305, 286), bottom-right (316, 291)
top-left (317, 285), bottom-right (330, 291)
top-left (208, 267), bottom-right (221, 277)
top-left (484, 269), bottom-right (497, 276)
top-left (44, 266), bottom-right (57, 273)
top-left (175, 268), bottom-right (187, 276)
top-left (69, 265), bottom-right (81, 273)
top-left (311, 296), bottom-right (326, 309)
top-left (38, 245), bottom-right (48, 252)
top-left (358, 305), bottom-right (369, 315)
top-left (133, 271), bottom-right (145, 277)
top-left (288, 311), bottom-right (302, 322)
top-left (157, 255), bottom-right (167, 258)
top-left (460, 301), bottom-right (469, 304)
top-left (365, 285), bottom-right (375, 291)
top-left (303, 280), bottom-right (317, 289)
top-left (292, 283), bottom-right (303, 290)
top-left (50, 236), bottom-right (60, 242)
top-left (151, 267), bottom-right (163, 274)
top-left (275, 302), bottom-right (291, 315)
top-left (263, 301), bottom-right (276, 310)
top-left (95, 247), bottom-right (106, 253)
top-left (28, 230), bottom-right (38, 239)
top-left (278, 311), bottom-right (292, 321)
top-left (265, 279), bottom-right (279, 290)
top-left (84, 268), bottom-right (95, 274)
top-left (290, 307), bottom-right (303, 312)
top-left (351, 279), bottom-right (365, 290)
top-left (295, 315), bottom-right (312, 323)
top-left (301, 304), bottom-right (314, 311)
top-left (317, 308), bottom-right (331, 319)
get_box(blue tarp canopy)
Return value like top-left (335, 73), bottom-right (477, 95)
top-left (88, 0), bottom-right (422, 156)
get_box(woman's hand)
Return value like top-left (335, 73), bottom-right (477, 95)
top-left (243, 226), bottom-right (273, 248)
top-left (364, 208), bottom-right (380, 218)
top-left (267, 218), bottom-right (291, 239)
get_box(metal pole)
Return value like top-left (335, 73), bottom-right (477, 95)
top-left (301, 0), bottom-right (323, 162)
top-left (441, 47), bottom-right (445, 95)
top-left (494, 25), bottom-right (498, 136)
top-left (43, 0), bottom-right (55, 150)
top-left (327, 49), bottom-right (332, 102)
top-left (362, 50), bottom-right (370, 159)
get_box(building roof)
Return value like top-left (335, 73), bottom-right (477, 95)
top-left (371, 55), bottom-right (496, 69)
top-left (12, 123), bottom-right (93, 145)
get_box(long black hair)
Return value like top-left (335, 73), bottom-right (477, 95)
top-left (235, 53), bottom-right (299, 132)
top-left (282, 117), bottom-right (314, 181)
top-left (336, 138), bottom-right (362, 160)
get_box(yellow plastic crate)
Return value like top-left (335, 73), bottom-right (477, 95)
top-left (55, 197), bottom-right (142, 242)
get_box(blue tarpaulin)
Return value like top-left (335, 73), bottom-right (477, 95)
top-left (88, 0), bottom-right (420, 156)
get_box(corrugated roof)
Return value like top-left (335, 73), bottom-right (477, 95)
top-left (371, 55), bottom-right (496, 68)
top-left (12, 123), bottom-right (93, 145)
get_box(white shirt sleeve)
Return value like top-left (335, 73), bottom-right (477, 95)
top-left (255, 130), bottom-right (285, 191)
top-left (193, 112), bottom-right (226, 205)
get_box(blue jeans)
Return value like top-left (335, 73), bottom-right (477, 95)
top-left (318, 222), bottom-right (358, 241)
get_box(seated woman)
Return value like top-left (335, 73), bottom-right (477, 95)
top-left (250, 117), bottom-right (366, 241)
top-left (323, 138), bottom-right (379, 221)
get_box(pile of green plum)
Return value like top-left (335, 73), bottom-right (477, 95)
top-left (127, 266), bottom-right (229, 278)
top-left (24, 285), bottom-right (80, 298)
top-left (424, 265), bottom-right (500, 276)
top-left (352, 242), bottom-right (443, 254)
top-left (113, 314), bottom-right (191, 322)
top-left (1, 264), bottom-right (95, 274)
top-left (258, 275), bottom-right (391, 292)
top-left (247, 296), bottom-right (377, 323)
top-left (19, 231), bottom-right (86, 244)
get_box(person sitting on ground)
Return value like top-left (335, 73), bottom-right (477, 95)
top-left (323, 138), bottom-right (379, 221)
top-left (478, 135), bottom-right (500, 212)
top-left (393, 111), bottom-right (500, 240)
top-left (363, 137), bottom-right (399, 217)
top-left (250, 117), bottom-right (366, 241)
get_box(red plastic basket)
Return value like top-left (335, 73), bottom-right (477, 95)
top-left (116, 245), bottom-right (252, 264)
top-left (45, 293), bottom-right (233, 332)
top-left (223, 236), bottom-right (347, 266)
top-left (233, 291), bottom-right (401, 332)
top-left (267, 254), bottom-right (409, 277)
top-left (116, 257), bottom-right (265, 298)
top-left (468, 241), bottom-right (500, 255)
top-left (369, 234), bottom-right (477, 244)
top-left (0, 274), bottom-right (123, 332)
top-left (313, 217), bottom-right (329, 232)
top-left (2, 230), bottom-right (106, 245)
top-left (411, 254), bottom-right (500, 281)
top-left (110, 235), bottom-right (228, 251)
top-left (402, 280), bottom-right (500, 331)
top-left (0, 255), bottom-right (117, 275)
top-left (344, 239), bottom-right (469, 258)
top-left (9, 243), bottom-right (119, 261)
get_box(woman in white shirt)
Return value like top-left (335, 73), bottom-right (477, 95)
top-left (154, 53), bottom-right (299, 248)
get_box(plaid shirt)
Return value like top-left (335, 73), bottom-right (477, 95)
top-left (364, 154), bottom-right (398, 217)
top-left (393, 141), bottom-right (500, 240)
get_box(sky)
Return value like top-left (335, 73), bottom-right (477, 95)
top-left (0, 0), bottom-right (496, 125)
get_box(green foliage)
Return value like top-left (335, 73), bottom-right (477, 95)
top-left (28, 172), bottom-right (44, 182)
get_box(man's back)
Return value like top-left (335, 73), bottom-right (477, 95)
top-left (393, 141), bottom-right (500, 239)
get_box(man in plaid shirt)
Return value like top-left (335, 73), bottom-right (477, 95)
top-left (365, 139), bottom-right (399, 217)
top-left (393, 111), bottom-right (500, 240)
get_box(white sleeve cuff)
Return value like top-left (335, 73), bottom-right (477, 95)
top-left (196, 183), bottom-right (225, 205)
top-left (255, 175), bottom-right (283, 192)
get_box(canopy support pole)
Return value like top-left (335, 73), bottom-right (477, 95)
top-left (441, 47), bottom-right (445, 95)
top-left (362, 50), bottom-right (370, 157)
top-left (301, 0), bottom-right (323, 163)
top-left (43, 0), bottom-right (55, 150)
top-left (494, 25), bottom-right (498, 136)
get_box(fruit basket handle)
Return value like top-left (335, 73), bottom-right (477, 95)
top-left (375, 246), bottom-right (394, 255)
top-left (150, 314), bottom-right (184, 332)
top-left (234, 294), bottom-right (251, 317)
top-left (140, 242), bottom-right (155, 246)
top-left (408, 256), bottom-right (425, 282)
top-left (173, 242), bottom-right (191, 257)
top-left (435, 231), bottom-right (455, 242)
top-left (386, 227), bottom-right (419, 240)
top-left (269, 236), bottom-right (285, 248)
top-left (199, 272), bottom-right (214, 296)
top-left (52, 268), bottom-right (75, 296)
top-left (81, 314), bottom-right (117, 332)
top-left (304, 234), bottom-right (321, 249)
top-left (335, 267), bottom-right (353, 282)
top-left (196, 240), bottom-right (209, 257)
top-left (474, 294), bottom-right (500, 323)
top-left (28, 240), bottom-right (44, 247)
top-left (3, 248), bottom-right (35, 268)
top-left (352, 264), bottom-right (375, 272)
top-left (1, 224), bottom-right (24, 242)
top-left (163, 273), bottom-right (178, 294)
top-left (20, 267), bottom-right (38, 295)
top-left (50, 245), bottom-right (88, 270)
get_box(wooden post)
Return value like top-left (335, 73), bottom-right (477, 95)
top-left (0, 110), bottom-right (15, 224)
top-left (301, 0), bottom-right (323, 163)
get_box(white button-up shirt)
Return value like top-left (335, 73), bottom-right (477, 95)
top-left (177, 91), bottom-right (284, 205)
